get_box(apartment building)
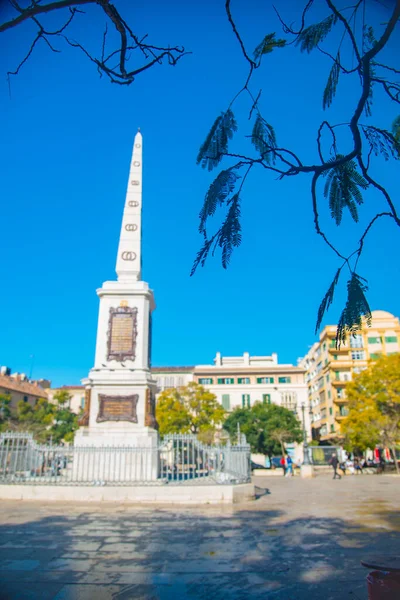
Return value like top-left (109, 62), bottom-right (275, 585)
top-left (153, 352), bottom-right (310, 435)
top-left (299, 310), bottom-right (400, 442)
top-left (152, 366), bottom-right (194, 392)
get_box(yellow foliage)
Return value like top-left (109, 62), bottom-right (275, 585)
top-left (342, 353), bottom-right (400, 457)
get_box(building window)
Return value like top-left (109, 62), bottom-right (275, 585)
top-left (330, 424), bottom-right (335, 433)
top-left (262, 394), bottom-right (271, 405)
top-left (164, 377), bottom-right (174, 388)
top-left (329, 339), bottom-right (336, 348)
top-left (350, 335), bottom-right (363, 348)
top-left (368, 336), bottom-right (382, 344)
top-left (278, 377), bottom-right (291, 384)
top-left (222, 394), bottom-right (230, 410)
top-left (23, 396), bottom-right (28, 403)
top-left (199, 378), bottom-right (213, 385)
top-left (324, 359), bottom-right (328, 365)
top-left (326, 374), bottom-right (330, 383)
top-left (351, 351), bottom-right (365, 360)
top-left (177, 377), bottom-right (184, 387)
top-left (370, 353), bottom-right (382, 360)
top-left (217, 378), bottom-right (234, 384)
top-left (257, 377), bottom-right (274, 384)
top-left (385, 336), bottom-right (398, 343)
top-left (328, 391), bottom-right (331, 399)
top-left (241, 394), bottom-right (250, 408)
top-left (238, 377), bottom-right (250, 384)
top-left (323, 342), bottom-right (326, 351)
top-left (329, 407), bottom-right (332, 415)
top-left (80, 397), bottom-right (85, 409)
top-left (281, 391), bottom-right (297, 412)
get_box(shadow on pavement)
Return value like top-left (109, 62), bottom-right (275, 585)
top-left (0, 500), bottom-right (399, 599)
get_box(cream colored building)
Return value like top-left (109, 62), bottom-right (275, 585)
top-left (299, 310), bottom-right (400, 442)
top-left (47, 386), bottom-right (86, 414)
top-left (152, 367), bottom-right (194, 392)
top-left (152, 352), bottom-right (310, 436)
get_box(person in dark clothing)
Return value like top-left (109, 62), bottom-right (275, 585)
top-left (330, 453), bottom-right (341, 479)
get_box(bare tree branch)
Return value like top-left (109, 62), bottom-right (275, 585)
top-left (2, 0), bottom-right (187, 85)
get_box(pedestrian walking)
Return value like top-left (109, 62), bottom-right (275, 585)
top-left (285, 454), bottom-right (293, 477)
top-left (329, 452), bottom-right (341, 479)
top-left (280, 456), bottom-right (286, 476)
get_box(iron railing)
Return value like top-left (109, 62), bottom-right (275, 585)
top-left (0, 432), bottom-right (251, 486)
top-left (309, 445), bottom-right (343, 465)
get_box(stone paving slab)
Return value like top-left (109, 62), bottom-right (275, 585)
top-left (0, 474), bottom-right (399, 599)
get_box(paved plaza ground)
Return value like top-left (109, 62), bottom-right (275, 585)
top-left (0, 473), bottom-right (399, 599)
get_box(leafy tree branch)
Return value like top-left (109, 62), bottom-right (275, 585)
top-left (194, 0), bottom-right (400, 344)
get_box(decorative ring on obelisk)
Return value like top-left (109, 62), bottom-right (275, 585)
top-left (135, 143), bottom-right (141, 148)
top-left (128, 200), bottom-right (139, 207)
top-left (133, 161), bottom-right (141, 166)
top-left (125, 224), bottom-right (137, 231)
top-left (121, 251), bottom-right (136, 261)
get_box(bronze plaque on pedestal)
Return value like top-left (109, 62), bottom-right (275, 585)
top-left (96, 394), bottom-right (138, 423)
top-left (107, 306), bottom-right (138, 362)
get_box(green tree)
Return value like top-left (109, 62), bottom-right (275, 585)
top-left (0, 392), bottom-right (12, 430)
top-left (342, 353), bottom-right (400, 473)
top-left (13, 397), bottom-right (79, 444)
top-left (223, 402), bottom-right (303, 457)
top-left (156, 382), bottom-right (226, 442)
top-left (53, 390), bottom-right (72, 409)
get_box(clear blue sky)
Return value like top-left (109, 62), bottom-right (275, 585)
top-left (0, 1), bottom-right (398, 386)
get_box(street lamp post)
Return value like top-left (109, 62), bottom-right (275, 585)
top-left (301, 403), bottom-right (311, 466)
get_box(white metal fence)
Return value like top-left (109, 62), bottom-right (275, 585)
top-left (0, 432), bottom-right (251, 486)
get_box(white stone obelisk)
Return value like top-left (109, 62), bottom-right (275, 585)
top-left (75, 130), bottom-right (158, 454)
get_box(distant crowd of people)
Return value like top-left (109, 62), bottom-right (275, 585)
top-left (329, 452), bottom-right (387, 479)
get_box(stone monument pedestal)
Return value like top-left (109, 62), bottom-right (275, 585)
top-left (74, 130), bottom-right (159, 482)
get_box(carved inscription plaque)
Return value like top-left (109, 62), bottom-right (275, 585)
top-left (97, 394), bottom-right (138, 423)
top-left (107, 306), bottom-right (137, 361)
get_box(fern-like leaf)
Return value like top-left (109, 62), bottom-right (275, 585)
top-left (322, 155), bottom-right (369, 225)
top-left (336, 273), bottom-right (372, 346)
top-left (254, 32), bottom-right (286, 60)
top-left (296, 15), bottom-right (337, 53)
top-left (190, 238), bottom-right (214, 277)
top-left (197, 109), bottom-right (237, 171)
top-left (323, 52), bottom-right (340, 109)
top-left (392, 116), bottom-right (400, 143)
top-left (199, 168), bottom-right (241, 234)
top-left (315, 268), bottom-right (341, 333)
top-left (218, 194), bottom-right (242, 269)
top-left (251, 114), bottom-right (277, 164)
top-left (362, 126), bottom-right (400, 160)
